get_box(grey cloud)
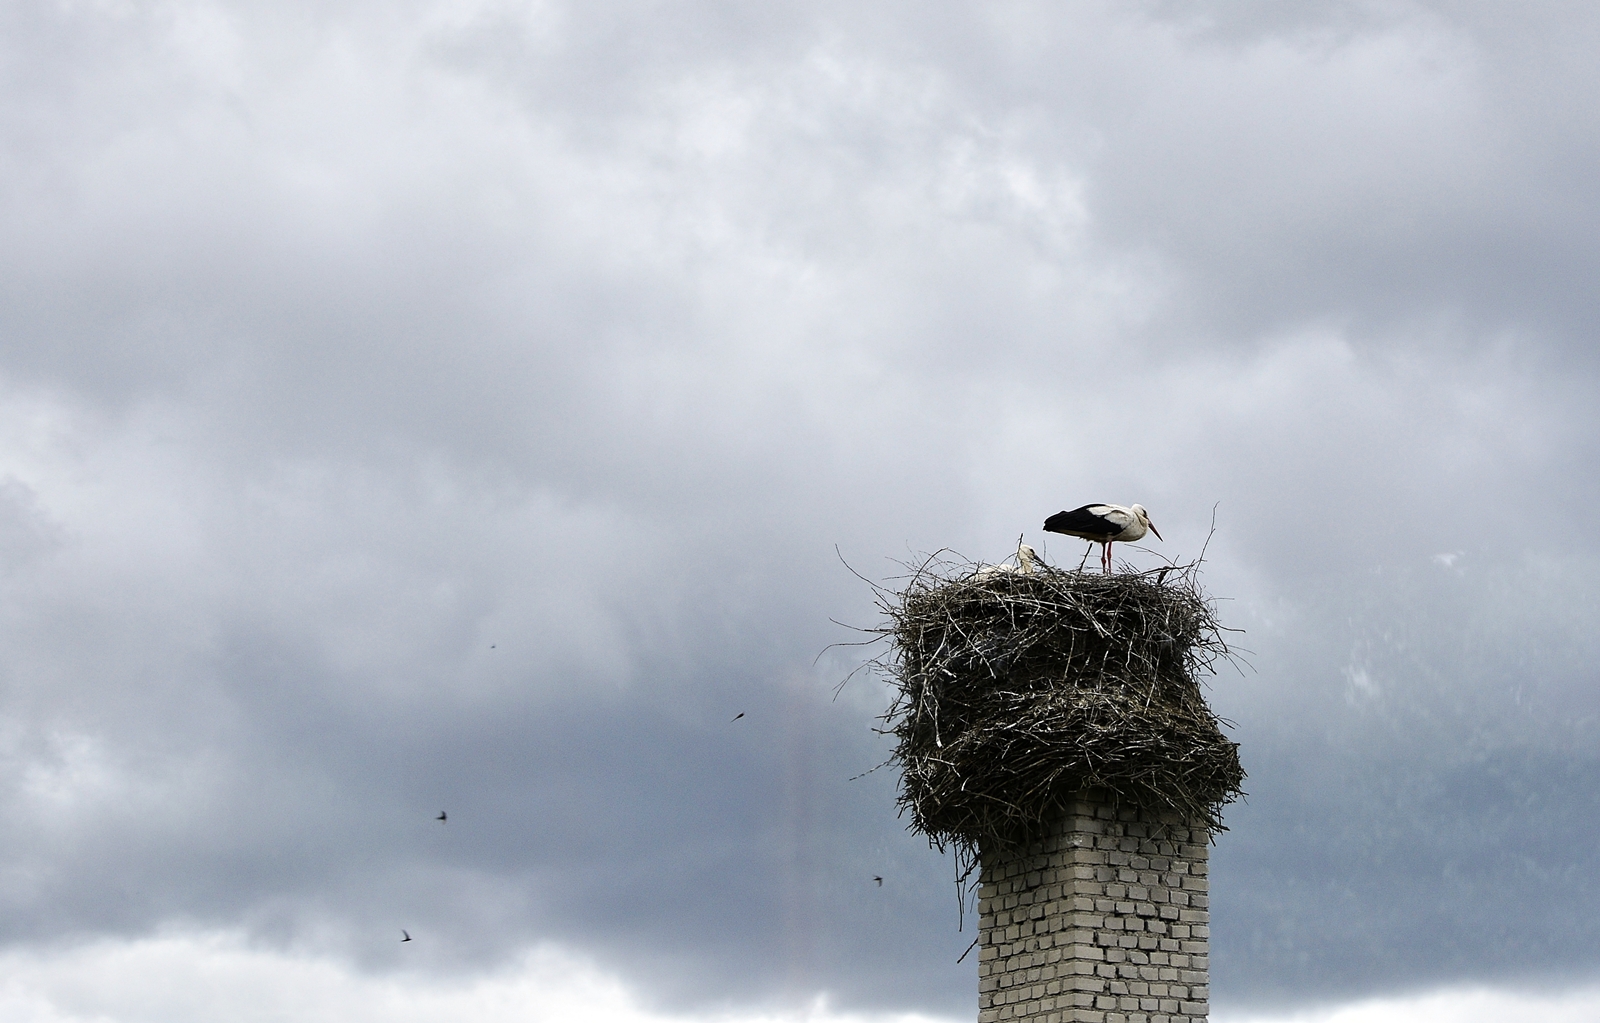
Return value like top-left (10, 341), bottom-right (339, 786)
top-left (0, 1), bottom-right (1598, 1020)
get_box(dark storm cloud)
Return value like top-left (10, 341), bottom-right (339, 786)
top-left (1, 1), bottom-right (1598, 1019)
top-left (1209, 549), bottom-right (1600, 1003)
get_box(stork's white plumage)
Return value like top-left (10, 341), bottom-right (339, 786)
top-left (1043, 504), bottom-right (1161, 574)
top-left (973, 542), bottom-right (1041, 580)
top-left (1014, 543), bottom-right (1039, 574)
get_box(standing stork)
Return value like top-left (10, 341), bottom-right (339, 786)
top-left (1043, 504), bottom-right (1161, 574)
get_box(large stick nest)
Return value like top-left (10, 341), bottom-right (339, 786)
top-left (874, 553), bottom-right (1244, 855)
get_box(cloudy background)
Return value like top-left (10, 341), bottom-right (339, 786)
top-left (2, 1), bottom-right (1598, 1020)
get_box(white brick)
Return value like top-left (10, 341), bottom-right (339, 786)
top-left (978, 795), bottom-right (1211, 1022)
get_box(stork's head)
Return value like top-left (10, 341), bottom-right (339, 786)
top-left (1131, 504), bottom-right (1163, 542)
top-left (1017, 543), bottom-right (1039, 572)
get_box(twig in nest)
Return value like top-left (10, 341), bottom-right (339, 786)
top-left (862, 552), bottom-right (1245, 870)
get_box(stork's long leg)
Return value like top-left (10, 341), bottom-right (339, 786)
top-left (1103, 542), bottom-right (1113, 574)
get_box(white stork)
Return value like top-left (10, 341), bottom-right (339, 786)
top-left (973, 542), bottom-right (1041, 580)
top-left (1043, 504), bottom-right (1161, 574)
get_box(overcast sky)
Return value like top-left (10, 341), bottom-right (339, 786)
top-left (2, 2), bottom-right (1599, 1021)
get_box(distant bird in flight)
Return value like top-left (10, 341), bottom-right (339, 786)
top-left (873, 876), bottom-right (883, 886)
top-left (401, 929), bottom-right (412, 942)
top-left (436, 811), bottom-right (447, 823)
top-left (731, 713), bottom-right (745, 722)
top-left (1044, 504), bottom-right (1161, 574)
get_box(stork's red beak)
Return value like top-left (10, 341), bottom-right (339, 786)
top-left (1149, 523), bottom-right (1163, 542)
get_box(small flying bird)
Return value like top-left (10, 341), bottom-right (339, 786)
top-left (873, 876), bottom-right (883, 886)
top-left (436, 811), bottom-right (447, 823)
top-left (731, 712), bottom-right (745, 722)
top-left (401, 929), bottom-right (412, 942)
top-left (1044, 504), bottom-right (1162, 574)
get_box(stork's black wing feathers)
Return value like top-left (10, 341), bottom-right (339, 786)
top-left (1044, 505), bottom-right (1119, 540)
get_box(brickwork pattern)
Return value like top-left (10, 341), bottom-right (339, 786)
top-left (976, 795), bottom-right (1209, 1023)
